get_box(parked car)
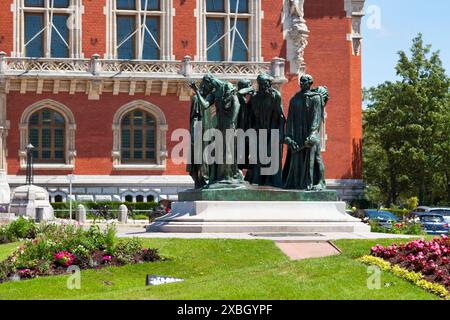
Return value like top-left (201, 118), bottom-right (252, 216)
top-left (416, 213), bottom-right (449, 235)
top-left (410, 207), bottom-right (450, 224)
top-left (363, 210), bottom-right (400, 230)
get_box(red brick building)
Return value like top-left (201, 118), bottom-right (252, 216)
top-left (0, 0), bottom-right (365, 204)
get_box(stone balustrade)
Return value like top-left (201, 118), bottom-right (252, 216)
top-left (0, 53), bottom-right (286, 83)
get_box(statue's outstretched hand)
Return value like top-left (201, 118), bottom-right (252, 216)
top-left (189, 81), bottom-right (199, 92)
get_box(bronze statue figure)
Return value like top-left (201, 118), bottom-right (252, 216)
top-left (187, 81), bottom-right (213, 189)
top-left (190, 74), bottom-right (244, 188)
top-left (283, 74), bottom-right (328, 190)
top-left (245, 73), bottom-right (285, 188)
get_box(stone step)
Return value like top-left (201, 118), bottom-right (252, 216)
top-left (148, 221), bottom-right (370, 233)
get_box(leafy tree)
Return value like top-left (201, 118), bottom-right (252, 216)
top-left (363, 34), bottom-right (450, 206)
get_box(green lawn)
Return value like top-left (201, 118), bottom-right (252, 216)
top-left (0, 238), bottom-right (438, 300)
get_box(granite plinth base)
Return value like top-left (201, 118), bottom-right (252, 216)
top-left (147, 199), bottom-right (370, 234)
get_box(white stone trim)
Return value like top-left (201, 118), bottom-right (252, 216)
top-left (12, 0), bottom-right (83, 58)
top-left (283, 0), bottom-right (309, 76)
top-left (195, 0), bottom-right (262, 62)
top-left (19, 99), bottom-right (77, 169)
top-left (344, 0), bottom-right (365, 56)
top-left (7, 174), bottom-right (194, 186)
top-left (112, 100), bottom-right (168, 169)
top-left (104, 0), bottom-right (173, 60)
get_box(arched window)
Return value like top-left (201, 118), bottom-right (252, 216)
top-left (124, 195), bottom-right (133, 202)
top-left (112, 100), bottom-right (167, 170)
top-left (136, 195), bottom-right (144, 203)
top-left (20, 99), bottom-right (76, 169)
top-left (28, 108), bottom-right (65, 163)
top-left (121, 109), bottom-right (156, 163)
top-left (54, 195), bottom-right (64, 203)
top-left (147, 195), bottom-right (155, 202)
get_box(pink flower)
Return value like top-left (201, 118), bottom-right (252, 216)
top-left (54, 251), bottom-right (75, 267)
top-left (102, 255), bottom-right (112, 262)
top-left (19, 268), bottom-right (30, 275)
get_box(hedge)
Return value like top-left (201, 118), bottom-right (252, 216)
top-left (51, 201), bottom-right (159, 219)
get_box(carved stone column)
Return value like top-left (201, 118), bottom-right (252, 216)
top-left (284, 0), bottom-right (309, 77)
top-left (0, 79), bottom-right (11, 205)
top-left (345, 0), bottom-right (366, 56)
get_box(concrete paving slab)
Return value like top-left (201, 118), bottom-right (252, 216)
top-left (275, 241), bottom-right (341, 260)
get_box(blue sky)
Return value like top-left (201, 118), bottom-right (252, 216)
top-left (362, 0), bottom-right (450, 88)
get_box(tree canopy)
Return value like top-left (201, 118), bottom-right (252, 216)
top-left (363, 34), bottom-right (450, 207)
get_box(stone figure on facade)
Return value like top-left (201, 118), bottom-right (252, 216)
top-left (190, 74), bottom-right (244, 188)
top-left (245, 73), bottom-right (285, 188)
top-left (283, 74), bottom-right (328, 191)
top-left (286, 0), bottom-right (309, 76)
top-left (289, 0), bottom-right (305, 21)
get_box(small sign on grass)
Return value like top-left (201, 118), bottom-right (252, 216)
top-left (146, 275), bottom-right (184, 286)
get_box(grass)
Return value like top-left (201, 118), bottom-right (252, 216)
top-left (0, 237), bottom-right (439, 300)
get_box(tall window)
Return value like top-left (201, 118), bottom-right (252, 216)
top-left (205, 0), bottom-right (249, 61)
top-left (28, 108), bottom-right (65, 163)
top-left (21, 0), bottom-right (82, 58)
top-left (121, 109), bottom-right (156, 163)
top-left (115, 0), bottom-right (161, 60)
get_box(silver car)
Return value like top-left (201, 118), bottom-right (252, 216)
top-left (415, 207), bottom-right (450, 224)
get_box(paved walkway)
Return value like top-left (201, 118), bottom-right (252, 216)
top-left (115, 225), bottom-right (417, 241)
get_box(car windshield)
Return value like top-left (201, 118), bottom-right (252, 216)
top-left (420, 215), bottom-right (444, 223)
top-left (366, 211), bottom-right (397, 221)
top-left (429, 210), bottom-right (450, 216)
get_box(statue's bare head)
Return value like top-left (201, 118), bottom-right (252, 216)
top-left (202, 74), bottom-right (223, 92)
top-left (237, 79), bottom-right (252, 91)
top-left (300, 74), bottom-right (314, 91)
top-left (257, 73), bottom-right (274, 93)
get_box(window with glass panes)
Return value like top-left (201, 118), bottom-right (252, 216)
top-left (115, 0), bottom-right (161, 60)
top-left (205, 0), bottom-right (249, 61)
top-left (22, 0), bottom-right (80, 58)
top-left (28, 109), bottom-right (65, 163)
top-left (121, 109), bottom-right (157, 163)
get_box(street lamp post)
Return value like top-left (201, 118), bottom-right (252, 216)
top-left (68, 174), bottom-right (74, 221)
top-left (26, 144), bottom-right (35, 185)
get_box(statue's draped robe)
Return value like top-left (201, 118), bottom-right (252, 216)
top-left (283, 91), bottom-right (323, 189)
top-left (237, 93), bottom-right (252, 170)
top-left (205, 82), bottom-right (242, 184)
top-left (246, 89), bottom-right (285, 187)
top-left (187, 94), bottom-right (213, 188)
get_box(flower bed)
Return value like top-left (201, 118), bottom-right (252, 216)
top-left (364, 235), bottom-right (450, 296)
top-left (0, 224), bottom-right (160, 283)
top-left (0, 217), bottom-right (37, 244)
top-left (369, 220), bottom-right (424, 235)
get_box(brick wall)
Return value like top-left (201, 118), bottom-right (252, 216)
top-left (2, 0), bottom-right (363, 180)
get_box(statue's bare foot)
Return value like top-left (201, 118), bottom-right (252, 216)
top-left (312, 182), bottom-right (326, 191)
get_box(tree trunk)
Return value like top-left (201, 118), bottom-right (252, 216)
top-left (388, 164), bottom-right (397, 207)
top-left (418, 168), bottom-right (426, 206)
top-left (447, 171), bottom-right (450, 204)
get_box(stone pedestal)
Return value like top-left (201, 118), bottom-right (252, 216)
top-left (0, 171), bottom-right (10, 206)
top-left (118, 204), bottom-right (128, 223)
top-left (76, 204), bottom-right (86, 223)
top-left (9, 185), bottom-right (54, 221)
top-left (148, 188), bottom-right (370, 234)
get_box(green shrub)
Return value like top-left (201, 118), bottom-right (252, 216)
top-left (0, 217), bottom-right (37, 244)
top-left (0, 223), bottom-right (161, 283)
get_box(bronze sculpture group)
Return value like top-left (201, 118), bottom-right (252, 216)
top-left (188, 73), bottom-right (328, 191)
